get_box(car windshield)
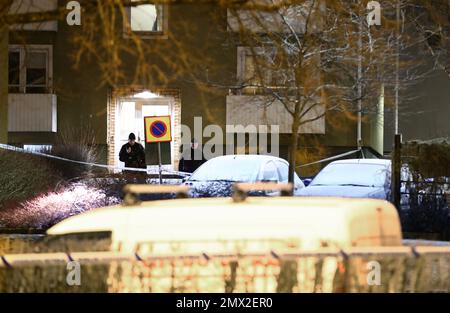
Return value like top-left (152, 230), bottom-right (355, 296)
top-left (310, 163), bottom-right (389, 188)
top-left (188, 158), bottom-right (263, 182)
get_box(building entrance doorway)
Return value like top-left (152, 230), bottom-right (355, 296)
top-left (114, 95), bottom-right (176, 171)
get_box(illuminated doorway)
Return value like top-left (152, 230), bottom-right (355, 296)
top-left (113, 94), bottom-right (178, 171)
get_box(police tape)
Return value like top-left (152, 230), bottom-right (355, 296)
top-left (0, 142), bottom-right (361, 173)
top-left (296, 148), bottom-right (362, 168)
top-left (0, 143), bottom-right (191, 177)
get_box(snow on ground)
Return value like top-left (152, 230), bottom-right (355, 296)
top-left (0, 183), bottom-right (121, 230)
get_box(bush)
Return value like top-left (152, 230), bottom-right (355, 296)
top-left (401, 193), bottom-right (450, 237)
top-left (401, 139), bottom-right (450, 239)
top-left (48, 125), bottom-right (101, 179)
top-left (0, 150), bottom-right (61, 210)
top-left (403, 138), bottom-right (450, 179)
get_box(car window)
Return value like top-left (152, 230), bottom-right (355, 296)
top-left (275, 161), bottom-right (305, 188)
top-left (275, 161), bottom-right (289, 182)
top-left (260, 161), bottom-right (279, 182)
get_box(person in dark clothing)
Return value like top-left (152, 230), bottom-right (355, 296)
top-left (119, 133), bottom-right (146, 169)
top-left (178, 138), bottom-right (206, 173)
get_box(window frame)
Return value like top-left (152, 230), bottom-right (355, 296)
top-left (8, 44), bottom-right (53, 94)
top-left (237, 46), bottom-right (288, 94)
top-left (123, 3), bottom-right (169, 39)
top-left (237, 47), bottom-right (270, 89)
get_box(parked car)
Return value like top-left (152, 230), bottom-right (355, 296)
top-left (298, 159), bottom-right (391, 200)
top-left (183, 155), bottom-right (305, 197)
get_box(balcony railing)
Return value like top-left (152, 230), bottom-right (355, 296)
top-left (226, 94), bottom-right (325, 134)
top-left (8, 93), bottom-right (57, 132)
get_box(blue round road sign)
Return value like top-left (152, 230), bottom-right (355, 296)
top-left (150, 120), bottom-right (167, 138)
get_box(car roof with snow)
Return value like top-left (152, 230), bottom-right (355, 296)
top-left (206, 154), bottom-right (289, 163)
top-left (47, 196), bottom-right (402, 253)
top-left (329, 158), bottom-right (391, 166)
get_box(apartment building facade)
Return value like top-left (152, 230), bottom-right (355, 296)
top-left (1, 0), bottom-right (388, 174)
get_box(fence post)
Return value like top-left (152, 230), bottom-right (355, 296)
top-left (391, 134), bottom-right (402, 211)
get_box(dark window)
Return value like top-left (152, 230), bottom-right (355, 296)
top-left (425, 30), bottom-right (442, 49)
top-left (8, 47), bottom-right (51, 94)
top-left (26, 51), bottom-right (47, 93)
top-left (8, 51), bottom-right (20, 92)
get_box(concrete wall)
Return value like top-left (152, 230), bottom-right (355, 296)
top-left (363, 85), bottom-right (385, 156)
top-left (401, 70), bottom-right (450, 141)
top-left (384, 64), bottom-right (450, 152)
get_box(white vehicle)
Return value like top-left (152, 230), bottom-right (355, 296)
top-left (184, 155), bottom-right (305, 197)
top-left (298, 159), bottom-right (391, 200)
top-left (48, 191), bottom-right (402, 253)
top-left (46, 187), bottom-right (402, 292)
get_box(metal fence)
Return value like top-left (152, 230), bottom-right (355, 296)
top-left (391, 135), bottom-right (450, 239)
top-left (1, 246), bottom-right (450, 293)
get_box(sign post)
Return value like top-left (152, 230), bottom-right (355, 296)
top-left (144, 116), bottom-right (172, 184)
top-left (157, 142), bottom-right (162, 184)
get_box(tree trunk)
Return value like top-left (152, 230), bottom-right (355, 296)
top-left (288, 120), bottom-right (300, 183)
top-left (0, 25), bottom-right (8, 144)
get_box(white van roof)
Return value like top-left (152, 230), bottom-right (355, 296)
top-left (47, 197), bottom-right (402, 253)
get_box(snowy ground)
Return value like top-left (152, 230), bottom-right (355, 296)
top-left (0, 183), bottom-right (121, 230)
top-left (0, 175), bottom-right (186, 231)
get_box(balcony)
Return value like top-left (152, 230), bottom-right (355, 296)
top-left (8, 94), bottom-right (57, 132)
top-left (227, 1), bottom-right (323, 34)
top-left (226, 94), bottom-right (325, 134)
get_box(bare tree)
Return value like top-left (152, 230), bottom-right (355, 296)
top-left (220, 0), bottom-right (450, 181)
top-left (221, 0), bottom-right (403, 181)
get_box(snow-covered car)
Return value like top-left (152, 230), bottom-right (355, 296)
top-left (184, 155), bottom-right (305, 197)
top-left (298, 159), bottom-right (391, 200)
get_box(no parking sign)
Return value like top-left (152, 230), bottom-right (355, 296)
top-left (144, 116), bottom-right (172, 143)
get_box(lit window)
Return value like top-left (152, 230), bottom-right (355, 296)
top-left (125, 1), bottom-right (166, 35)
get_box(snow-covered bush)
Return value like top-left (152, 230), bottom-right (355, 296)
top-left (0, 183), bottom-right (120, 230)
